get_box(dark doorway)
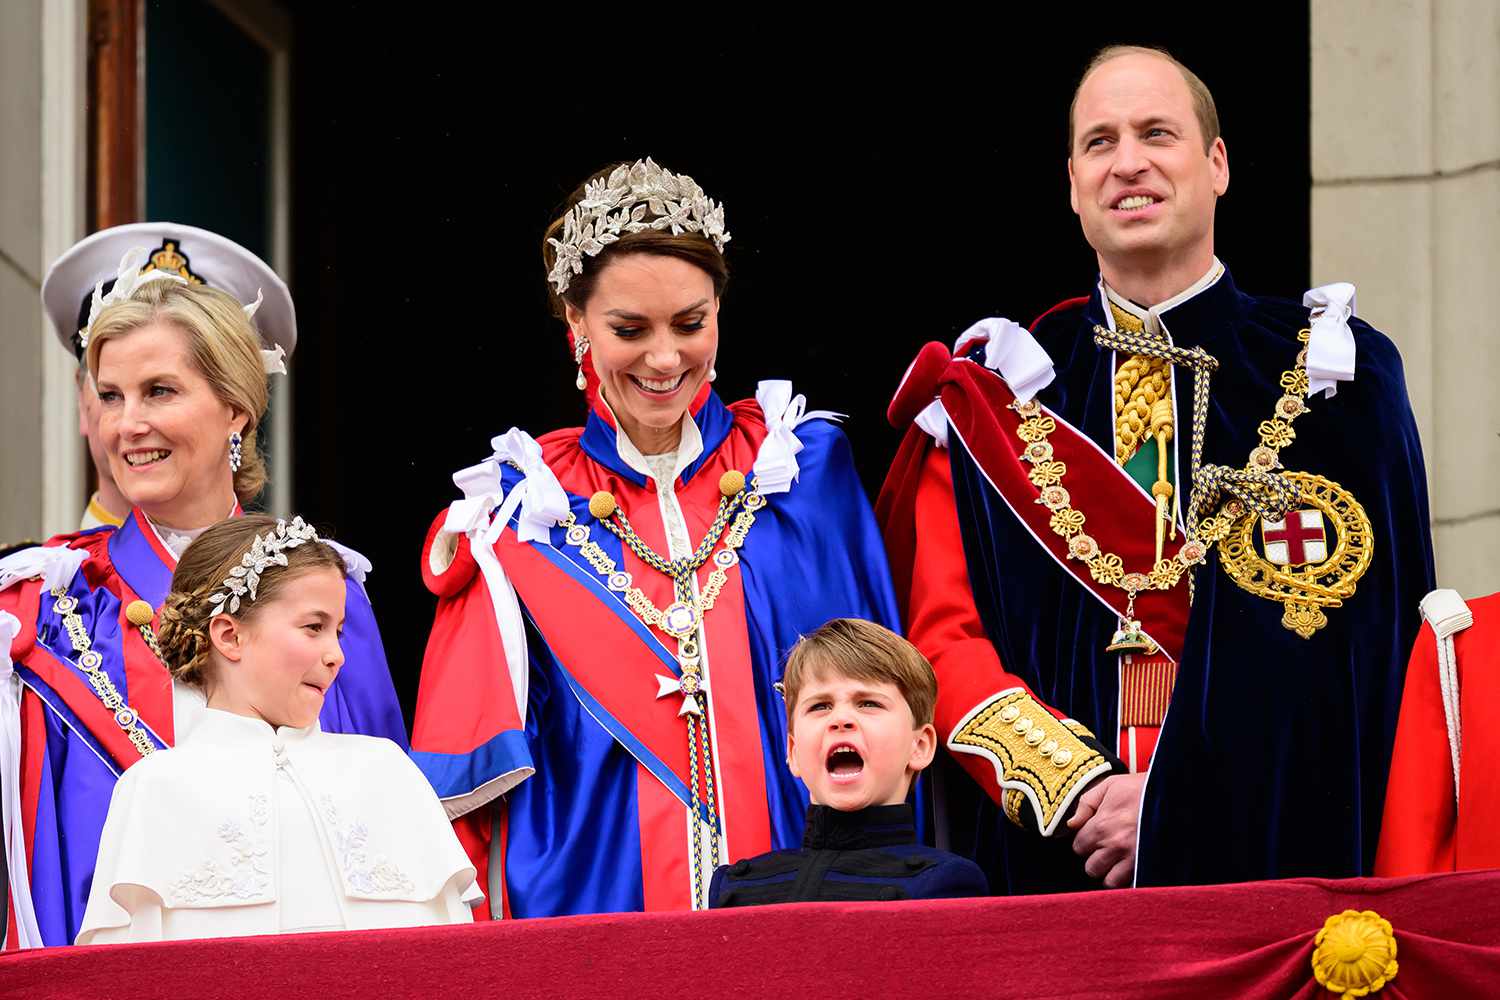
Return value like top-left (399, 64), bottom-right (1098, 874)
top-left (288, 13), bottom-right (1311, 726)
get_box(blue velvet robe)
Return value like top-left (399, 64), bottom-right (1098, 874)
top-left (938, 270), bottom-right (1433, 889)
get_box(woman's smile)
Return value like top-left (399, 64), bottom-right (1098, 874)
top-left (630, 372), bottom-right (687, 395)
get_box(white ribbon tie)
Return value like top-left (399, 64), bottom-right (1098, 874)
top-left (752, 380), bottom-right (843, 495)
top-left (953, 317), bottom-right (1055, 402)
top-left (1302, 282), bottom-right (1358, 398)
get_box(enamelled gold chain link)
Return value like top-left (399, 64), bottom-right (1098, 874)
top-left (49, 587), bottom-right (157, 758)
top-left (557, 470), bottom-right (765, 906)
top-left (1015, 327), bottom-right (1310, 618)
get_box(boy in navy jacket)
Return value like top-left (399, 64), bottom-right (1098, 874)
top-left (709, 619), bottom-right (987, 906)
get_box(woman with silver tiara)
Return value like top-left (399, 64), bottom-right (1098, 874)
top-left (412, 159), bottom-right (901, 915)
top-left (0, 225), bottom-right (406, 948)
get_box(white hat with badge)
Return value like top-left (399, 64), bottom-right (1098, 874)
top-left (41, 222), bottom-right (297, 364)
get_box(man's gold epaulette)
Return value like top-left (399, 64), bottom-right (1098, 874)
top-left (948, 688), bottom-right (1116, 837)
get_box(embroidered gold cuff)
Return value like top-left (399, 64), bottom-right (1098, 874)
top-left (949, 689), bottom-right (1114, 837)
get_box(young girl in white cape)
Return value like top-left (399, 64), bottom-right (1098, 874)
top-left (77, 515), bottom-right (480, 943)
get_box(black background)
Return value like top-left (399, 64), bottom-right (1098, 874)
top-left (287, 13), bottom-right (1310, 724)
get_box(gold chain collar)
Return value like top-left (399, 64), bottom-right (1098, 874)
top-left (553, 468), bottom-right (766, 909)
top-left (1012, 328), bottom-right (1317, 649)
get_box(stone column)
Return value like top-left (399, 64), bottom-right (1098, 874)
top-left (0, 0), bottom-right (86, 544)
top-left (1312, 0), bottom-right (1500, 596)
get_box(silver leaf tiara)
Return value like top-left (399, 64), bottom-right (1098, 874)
top-left (208, 517), bottom-right (320, 616)
top-left (547, 157), bottom-right (731, 296)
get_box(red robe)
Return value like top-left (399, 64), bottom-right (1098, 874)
top-left (1376, 592), bottom-right (1500, 875)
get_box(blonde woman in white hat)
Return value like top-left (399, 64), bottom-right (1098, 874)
top-left (0, 224), bottom-right (404, 949)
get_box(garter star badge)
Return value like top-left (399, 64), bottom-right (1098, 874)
top-left (1216, 471), bottom-right (1374, 638)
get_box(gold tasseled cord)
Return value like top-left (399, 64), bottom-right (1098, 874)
top-left (1113, 354), bottom-right (1172, 465)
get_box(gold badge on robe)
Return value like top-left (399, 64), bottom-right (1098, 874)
top-left (1216, 471), bottom-right (1374, 638)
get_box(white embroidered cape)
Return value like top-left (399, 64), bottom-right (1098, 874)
top-left (77, 707), bottom-right (480, 944)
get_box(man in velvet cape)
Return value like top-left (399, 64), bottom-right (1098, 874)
top-left (877, 46), bottom-right (1434, 892)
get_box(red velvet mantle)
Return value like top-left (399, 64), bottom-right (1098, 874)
top-left (6, 871), bottom-right (1498, 999)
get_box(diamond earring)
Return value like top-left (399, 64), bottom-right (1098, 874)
top-left (229, 431), bottom-right (243, 473)
top-left (573, 335), bottom-right (591, 391)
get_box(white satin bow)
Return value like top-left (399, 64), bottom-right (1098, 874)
top-left (752, 380), bottom-right (843, 495)
top-left (444, 428), bottom-right (569, 545)
top-left (444, 459), bottom-right (505, 536)
top-left (1302, 282), bottom-right (1358, 398)
top-left (952, 317), bottom-right (1056, 402)
top-left (0, 545), bottom-right (87, 596)
top-left (437, 432), bottom-right (547, 728)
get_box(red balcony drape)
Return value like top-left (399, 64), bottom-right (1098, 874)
top-left (6, 870), bottom-right (1498, 999)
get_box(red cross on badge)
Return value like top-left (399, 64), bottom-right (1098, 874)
top-left (1261, 509), bottom-right (1328, 566)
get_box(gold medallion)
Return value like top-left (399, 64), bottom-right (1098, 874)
top-left (1216, 470), bottom-right (1374, 637)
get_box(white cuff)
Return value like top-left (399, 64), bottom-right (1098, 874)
top-left (914, 399), bottom-right (950, 448)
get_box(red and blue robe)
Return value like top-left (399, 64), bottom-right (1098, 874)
top-left (0, 508), bottom-right (406, 947)
top-left (411, 387), bottom-right (899, 916)
top-left (879, 268), bottom-right (1434, 891)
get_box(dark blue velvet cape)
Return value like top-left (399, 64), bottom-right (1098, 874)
top-left (944, 269), bottom-right (1434, 890)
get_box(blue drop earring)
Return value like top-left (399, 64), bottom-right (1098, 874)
top-left (229, 431), bottom-right (243, 473)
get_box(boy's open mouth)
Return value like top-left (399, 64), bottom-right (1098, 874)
top-left (826, 744), bottom-right (864, 780)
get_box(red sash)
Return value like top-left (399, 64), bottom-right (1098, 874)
top-left (939, 358), bottom-right (1190, 663)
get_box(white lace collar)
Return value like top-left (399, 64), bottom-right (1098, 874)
top-left (144, 504), bottom-right (239, 561)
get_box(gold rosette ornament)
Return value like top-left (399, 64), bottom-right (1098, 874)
top-left (1311, 909), bottom-right (1398, 997)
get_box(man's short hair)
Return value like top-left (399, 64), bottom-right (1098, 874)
top-left (780, 618), bottom-right (936, 727)
top-left (1068, 45), bottom-right (1221, 154)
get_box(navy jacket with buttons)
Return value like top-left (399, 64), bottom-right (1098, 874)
top-left (708, 803), bottom-right (988, 907)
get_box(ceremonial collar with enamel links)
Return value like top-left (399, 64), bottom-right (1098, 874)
top-left (556, 469), bottom-right (765, 906)
top-left (1014, 329), bottom-right (1312, 651)
top-left (49, 588), bottom-right (164, 758)
top-left (558, 468), bottom-right (764, 709)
